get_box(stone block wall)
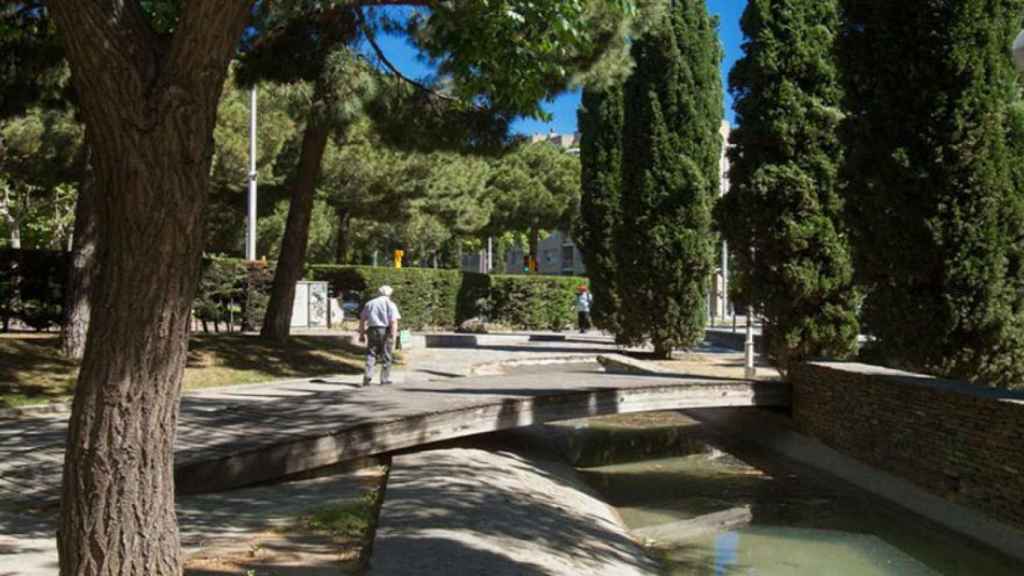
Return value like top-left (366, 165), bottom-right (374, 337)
top-left (791, 362), bottom-right (1024, 531)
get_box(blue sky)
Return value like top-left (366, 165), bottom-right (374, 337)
top-left (368, 0), bottom-right (747, 135)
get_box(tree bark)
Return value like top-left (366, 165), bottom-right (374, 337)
top-left (529, 226), bottom-right (540, 272)
top-left (334, 206), bottom-right (351, 264)
top-left (47, 2), bottom-right (252, 574)
top-left (61, 137), bottom-right (98, 360)
top-left (260, 119), bottom-right (331, 341)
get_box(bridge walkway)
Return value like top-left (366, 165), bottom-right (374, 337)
top-left (0, 343), bottom-right (787, 512)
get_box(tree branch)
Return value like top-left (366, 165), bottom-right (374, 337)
top-left (356, 8), bottom-right (462, 105)
top-left (167, 0), bottom-right (253, 103)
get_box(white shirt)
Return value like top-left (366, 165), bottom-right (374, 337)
top-left (576, 292), bottom-right (593, 313)
top-left (361, 295), bottom-right (401, 328)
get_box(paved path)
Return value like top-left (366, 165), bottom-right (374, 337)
top-left (370, 448), bottom-right (661, 576)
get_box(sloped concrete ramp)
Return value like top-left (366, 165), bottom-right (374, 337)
top-left (370, 448), bottom-right (661, 576)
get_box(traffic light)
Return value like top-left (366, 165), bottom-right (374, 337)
top-left (394, 249), bottom-right (404, 269)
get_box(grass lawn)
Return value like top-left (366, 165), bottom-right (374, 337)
top-left (0, 332), bottom-right (365, 409)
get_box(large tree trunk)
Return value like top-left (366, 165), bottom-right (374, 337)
top-left (61, 138), bottom-right (98, 360)
top-left (334, 206), bottom-right (351, 264)
top-left (48, 2), bottom-right (251, 574)
top-left (260, 119), bottom-right (330, 341)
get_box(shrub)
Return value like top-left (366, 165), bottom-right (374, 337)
top-left (488, 274), bottom-right (584, 331)
top-left (193, 257), bottom-right (275, 332)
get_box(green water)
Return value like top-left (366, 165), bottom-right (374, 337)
top-left (575, 440), bottom-right (1024, 576)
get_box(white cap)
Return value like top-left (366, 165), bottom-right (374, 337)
top-left (379, 285), bottom-right (394, 297)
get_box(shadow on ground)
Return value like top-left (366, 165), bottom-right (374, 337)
top-left (371, 447), bottom-right (661, 575)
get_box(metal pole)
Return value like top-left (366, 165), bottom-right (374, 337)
top-left (722, 240), bottom-right (730, 325)
top-left (487, 236), bottom-right (493, 273)
top-left (744, 305), bottom-right (756, 378)
top-left (247, 87), bottom-right (258, 261)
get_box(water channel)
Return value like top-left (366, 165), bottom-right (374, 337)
top-left (544, 409), bottom-right (1024, 576)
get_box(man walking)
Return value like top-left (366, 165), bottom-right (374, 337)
top-left (358, 285), bottom-right (401, 386)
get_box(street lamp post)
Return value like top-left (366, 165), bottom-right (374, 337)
top-left (744, 248), bottom-right (756, 379)
top-left (1013, 30), bottom-right (1024, 72)
top-left (246, 87), bottom-right (258, 261)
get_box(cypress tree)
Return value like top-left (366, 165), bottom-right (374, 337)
top-left (716, 0), bottom-right (859, 372)
top-left (840, 0), bottom-right (1024, 388)
top-left (617, 1), bottom-right (723, 358)
top-left (576, 84), bottom-right (624, 332)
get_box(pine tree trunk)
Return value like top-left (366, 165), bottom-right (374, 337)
top-left (654, 340), bottom-right (673, 359)
top-left (261, 120), bottom-right (330, 341)
top-left (335, 207), bottom-right (351, 264)
top-left (61, 139), bottom-right (98, 360)
top-left (529, 226), bottom-right (540, 272)
top-left (57, 126), bottom-right (209, 576)
top-left (47, 2), bottom-right (251, 574)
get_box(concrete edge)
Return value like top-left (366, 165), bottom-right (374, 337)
top-left (469, 355), bottom-right (602, 375)
top-left (596, 354), bottom-right (668, 375)
top-left (688, 409), bottom-right (1024, 564)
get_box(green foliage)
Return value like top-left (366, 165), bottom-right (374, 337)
top-left (257, 198), bottom-right (338, 264)
top-left (485, 142), bottom-right (581, 250)
top-left (312, 265), bottom-right (468, 329)
top-left (317, 128), bottom-right (495, 265)
top-left (405, 1), bottom-right (633, 119)
top-left (193, 258), bottom-right (275, 332)
top-left (840, 0), bottom-right (1024, 388)
top-left (0, 4), bottom-right (67, 120)
top-left (576, 84), bottom-right (624, 332)
top-left (301, 498), bottom-right (373, 539)
top-left (311, 265), bottom-right (585, 330)
top-left (716, 0), bottom-right (858, 372)
top-left (206, 74), bottom-right (298, 255)
top-left (488, 275), bottom-right (587, 331)
top-left (0, 105), bottom-right (83, 249)
top-left (617, 1), bottom-right (723, 356)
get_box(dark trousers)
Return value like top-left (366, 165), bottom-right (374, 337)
top-left (365, 327), bottom-right (393, 384)
top-left (578, 311), bottom-right (591, 333)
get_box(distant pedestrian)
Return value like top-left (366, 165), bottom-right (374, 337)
top-left (359, 285), bottom-right (401, 386)
top-left (576, 285), bottom-right (593, 334)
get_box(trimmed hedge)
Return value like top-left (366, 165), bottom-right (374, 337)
top-left (0, 249), bottom-right (585, 333)
top-left (311, 265), bottom-right (587, 330)
top-left (488, 274), bottom-right (586, 331)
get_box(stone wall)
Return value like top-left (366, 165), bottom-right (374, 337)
top-left (791, 362), bottom-right (1024, 531)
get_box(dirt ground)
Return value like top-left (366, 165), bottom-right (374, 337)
top-left (654, 351), bottom-right (781, 381)
top-left (183, 466), bottom-right (387, 576)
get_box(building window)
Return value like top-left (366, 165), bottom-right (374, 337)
top-left (561, 245), bottom-right (575, 268)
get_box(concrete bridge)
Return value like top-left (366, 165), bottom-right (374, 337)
top-left (0, 354), bottom-right (787, 510)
